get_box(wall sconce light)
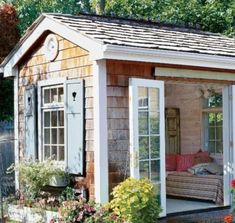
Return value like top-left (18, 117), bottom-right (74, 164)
top-left (195, 87), bottom-right (215, 99)
top-left (195, 88), bottom-right (204, 98)
top-left (203, 89), bottom-right (211, 99)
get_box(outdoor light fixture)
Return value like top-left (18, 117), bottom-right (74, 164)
top-left (195, 87), bottom-right (216, 99)
top-left (195, 88), bottom-right (204, 98)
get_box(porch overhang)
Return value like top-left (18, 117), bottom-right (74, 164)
top-left (101, 45), bottom-right (235, 71)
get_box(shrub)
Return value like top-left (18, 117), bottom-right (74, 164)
top-left (109, 178), bottom-right (161, 223)
top-left (7, 159), bottom-right (68, 198)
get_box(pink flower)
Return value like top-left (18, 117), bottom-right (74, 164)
top-left (224, 214), bottom-right (233, 223)
top-left (231, 179), bottom-right (235, 189)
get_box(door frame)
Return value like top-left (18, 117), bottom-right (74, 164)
top-left (223, 86), bottom-right (233, 206)
top-left (129, 78), bottom-right (166, 217)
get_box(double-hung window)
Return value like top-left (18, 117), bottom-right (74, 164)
top-left (203, 93), bottom-right (223, 154)
top-left (42, 85), bottom-right (65, 162)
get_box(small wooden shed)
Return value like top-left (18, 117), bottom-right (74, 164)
top-left (1, 13), bottom-right (235, 216)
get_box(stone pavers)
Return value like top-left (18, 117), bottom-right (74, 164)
top-left (158, 207), bottom-right (230, 223)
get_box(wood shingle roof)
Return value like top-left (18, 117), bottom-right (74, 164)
top-left (47, 13), bottom-right (235, 57)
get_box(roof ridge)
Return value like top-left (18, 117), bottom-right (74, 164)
top-left (45, 12), bottom-right (222, 36)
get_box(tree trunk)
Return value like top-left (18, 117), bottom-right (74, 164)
top-left (96, 0), bottom-right (105, 15)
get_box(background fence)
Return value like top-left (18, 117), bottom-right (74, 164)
top-left (0, 121), bottom-right (14, 196)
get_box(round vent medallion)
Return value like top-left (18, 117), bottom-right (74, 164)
top-left (44, 34), bottom-right (59, 61)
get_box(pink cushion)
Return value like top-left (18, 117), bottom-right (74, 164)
top-left (166, 154), bottom-right (177, 171)
top-left (193, 151), bottom-right (212, 164)
top-left (196, 150), bottom-right (209, 157)
top-left (176, 154), bottom-right (194, 171)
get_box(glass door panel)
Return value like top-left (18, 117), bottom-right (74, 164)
top-left (129, 78), bottom-right (166, 217)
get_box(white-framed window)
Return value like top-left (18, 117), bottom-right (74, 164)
top-left (24, 78), bottom-right (84, 174)
top-left (42, 85), bottom-right (65, 162)
top-left (203, 93), bottom-right (223, 154)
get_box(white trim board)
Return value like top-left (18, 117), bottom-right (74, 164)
top-left (13, 70), bottom-right (19, 190)
top-left (37, 77), bottom-right (66, 162)
top-left (93, 59), bottom-right (109, 204)
top-left (155, 67), bottom-right (235, 81)
top-left (103, 45), bottom-right (235, 70)
top-left (223, 86), bottom-right (233, 206)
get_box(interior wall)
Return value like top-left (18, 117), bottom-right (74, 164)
top-left (165, 83), bottom-right (202, 154)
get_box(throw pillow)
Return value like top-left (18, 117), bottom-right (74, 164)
top-left (176, 154), bottom-right (194, 171)
top-left (166, 154), bottom-right (177, 171)
top-left (193, 151), bottom-right (212, 165)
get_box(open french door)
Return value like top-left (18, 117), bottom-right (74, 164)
top-left (129, 78), bottom-right (166, 217)
top-left (223, 85), bottom-right (235, 206)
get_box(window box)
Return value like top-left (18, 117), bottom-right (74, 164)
top-left (48, 174), bottom-right (68, 187)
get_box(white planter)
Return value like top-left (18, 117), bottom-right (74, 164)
top-left (48, 175), bottom-right (68, 187)
top-left (8, 204), bottom-right (58, 223)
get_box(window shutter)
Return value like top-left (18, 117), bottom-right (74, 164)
top-left (24, 85), bottom-right (37, 160)
top-left (65, 79), bottom-right (84, 174)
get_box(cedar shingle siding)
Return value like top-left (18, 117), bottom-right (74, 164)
top-left (18, 34), bottom-right (95, 197)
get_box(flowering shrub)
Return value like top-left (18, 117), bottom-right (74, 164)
top-left (224, 214), bottom-right (233, 223)
top-left (7, 176), bottom-right (162, 222)
top-left (85, 206), bottom-right (122, 223)
top-left (109, 178), bottom-right (161, 223)
top-left (224, 179), bottom-right (235, 223)
top-left (58, 199), bottom-right (96, 222)
top-left (231, 179), bottom-right (235, 212)
top-left (232, 179), bottom-right (235, 189)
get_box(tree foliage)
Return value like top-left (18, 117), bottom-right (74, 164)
top-left (0, 78), bottom-right (14, 121)
top-left (1, 0), bottom-right (234, 36)
top-left (105, 0), bottom-right (235, 36)
top-left (0, 3), bottom-right (18, 121)
top-left (0, 3), bottom-right (19, 62)
top-left (11, 0), bottom-right (83, 35)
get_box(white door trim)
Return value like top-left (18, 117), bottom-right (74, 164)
top-left (223, 86), bottom-right (233, 206)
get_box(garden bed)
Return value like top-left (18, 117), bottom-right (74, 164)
top-left (8, 204), bottom-right (58, 223)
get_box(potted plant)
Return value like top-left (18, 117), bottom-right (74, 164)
top-left (6, 159), bottom-right (68, 222)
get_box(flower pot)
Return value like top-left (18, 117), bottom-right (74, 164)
top-left (48, 175), bottom-right (68, 187)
